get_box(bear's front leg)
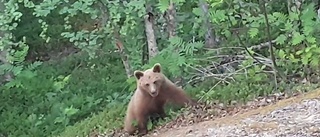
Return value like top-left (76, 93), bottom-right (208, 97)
top-left (136, 115), bottom-right (148, 136)
top-left (156, 107), bottom-right (167, 121)
top-left (150, 107), bottom-right (167, 124)
top-left (158, 107), bottom-right (167, 118)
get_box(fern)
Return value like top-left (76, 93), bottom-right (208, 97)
top-left (300, 3), bottom-right (317, 22)
top-left (209, 9), bottom-right (227, 23)
top-left (157, 0), bottom-right (169, 13)
top-left (248, 28), bottom-right (258, 38)
top-left (273, 12), bottom-right (287, 22)
top-left (27, 61), bottom-right (43, 70)
top-left (192, 7), bottom-right (203, 16)
top-left (291, 31), bottom-right (305, 45)
top-left (11, 66), bottom-right (23, 76)
top-left (305, 36), bottom-right (316, 44)
top-left (0, 63), bottom-right (14, 72)
top-left (184, 41), bottom-right (204, 55)
top-left (169, 36), bottom-right (184, 49)
top-left (275, 34), bottom-right (287, 45)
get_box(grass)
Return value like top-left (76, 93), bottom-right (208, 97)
top-left (57, 81), bottom-right (320, 137)
top-left (57, 103), bottom-right (127, 137)
top-left (54, 52), bottom-right (320, 137)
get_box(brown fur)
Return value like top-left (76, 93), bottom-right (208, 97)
top-left (124, 63), bottom-right (196, 136)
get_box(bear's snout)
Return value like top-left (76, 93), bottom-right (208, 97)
top-left (150, 90), bottom-right (158, 97)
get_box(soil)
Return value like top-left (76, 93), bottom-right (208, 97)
top-left (101, 88), bottom-right (320, 137)
top-left (149, 88), bottom-right (320, 137)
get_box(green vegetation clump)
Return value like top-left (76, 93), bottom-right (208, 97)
top-left (0, 0), bottom-right (320, 137)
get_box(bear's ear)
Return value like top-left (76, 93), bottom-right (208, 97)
top-left (152, 63), bottom-right (161, 73)
top-left (134, 71), bottom-right (144, 79)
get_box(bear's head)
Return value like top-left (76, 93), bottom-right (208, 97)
top-left (134, 63), bottom-right (165, 97)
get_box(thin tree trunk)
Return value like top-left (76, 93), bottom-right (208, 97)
top-left (144, 5), bottom-right (159, 59)
top-left (166, 0), bottom-right (176, 38)
top-left (98, 1), bottom-right (132, 78)
top-left (114, 31), bottom-right (133, 78)
top-left (0, 1), bottom-right (13, 84)
top-left (142, 43), bottom-right (148, 65)
top-left (164, 1), bottom-right (184, 86)
top-left (199, 0), bottom-right (217, 48)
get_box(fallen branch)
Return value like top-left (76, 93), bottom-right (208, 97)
top-left (196, 62), bottom-right (261, 102)
top-left (186, 54), bottom-right (274, 87)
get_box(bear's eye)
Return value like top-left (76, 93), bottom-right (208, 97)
top-left (153, 81), bottom-right (157, 84)
top-left (145, 83), bottom-right (149, 86)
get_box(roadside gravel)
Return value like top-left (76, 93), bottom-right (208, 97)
top-left (150, 89), bottom-right (320, 137)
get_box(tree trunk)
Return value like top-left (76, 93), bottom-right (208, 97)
top-left (144, 5), bottom-right (159, 59)
top-left (199, 0), bottom-right (217, 48)
top-left (0, 0), bottom-right (13, 84)
top-left (98, 1), bottom-right (133, 78)
top-left (114, 35), bottom-right (133, 78)
top-left (164, 1), bottom-right (184, 86)
top-left (165, 0), bottom-right (176, 38)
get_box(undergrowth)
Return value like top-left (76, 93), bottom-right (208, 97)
top-left (2, 1), bottom-right (320, 137)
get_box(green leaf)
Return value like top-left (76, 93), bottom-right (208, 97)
top-left (291, 32), bottom-right (305, 45)
top-left (273, 12), bottom-right (287, 21)
top-left (303, 26), bottom-right (314, 35)
top-left (314, 47), bottom-right (320, 54)
top-left (158, 0), bottom-right (169, 13)
top-left (289, 53), bottom-right (299, 62)
top-left (305, 46), bottom-right (313, 52)
top-left (278, 49), bottom-right (286, 59)
top-left (306, 51), bottom-right (313, 58)
top-left (64, 106), bottom-right (79, 117)
top-left (283, 21), bottom-right (293, 31)
top-left (248, 28), bottom-right (258, 38)
top-left (275, 34), bottom-right (287, 45)
top-left (301, 56), bottom-right (309, 65)
top-left (288, 12), bottom-right (299, 20)
top-left (63, 74), bottom-right (71, 82)
top-left (310, 56), bottom-right (319, 66)
top-left (209, 0), bottom-right (223, 8)
top-left (147, 120), bottom-right (153, 130)
top-left (306, 37), bottom-right (316, 44)
top-left (296, 50), bottom-right (304, 55)
top-left (192, 7), bottom-right (202, 16)
top-left (54, 117), bottom-right (65, 124)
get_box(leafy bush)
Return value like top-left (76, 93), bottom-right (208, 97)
top-left (1, 0), bottom-right (320, 137)
top-left (0, 52), bottom-right (130, 136)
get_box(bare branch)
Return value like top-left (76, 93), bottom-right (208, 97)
top-left (261, 0), bottom-right (286, 90)
top-left (261, 0), bottom-right (278, 72)
top-left (186, 52), bottom-right (275, 88)
top-left (225, 3), bottom-right (266, 68)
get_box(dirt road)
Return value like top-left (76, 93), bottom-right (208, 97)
top-left (150, 89), bottom-right (320, 137)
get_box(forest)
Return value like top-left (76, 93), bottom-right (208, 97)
top-left (1, 0), bottom-right (320, 136)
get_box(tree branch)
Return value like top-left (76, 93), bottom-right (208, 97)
top-left (261, 0), bottom-right (284, 87)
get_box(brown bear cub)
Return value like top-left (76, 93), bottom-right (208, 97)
top-left (124, 63), bottom-right (196, 136)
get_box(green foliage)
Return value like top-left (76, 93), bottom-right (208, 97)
top-left (0, 53), bottom-right (129, 136)
top-left (59, 102), bottom-right (127, 137)
top-left (1, 0), bottom-right (320, 137)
